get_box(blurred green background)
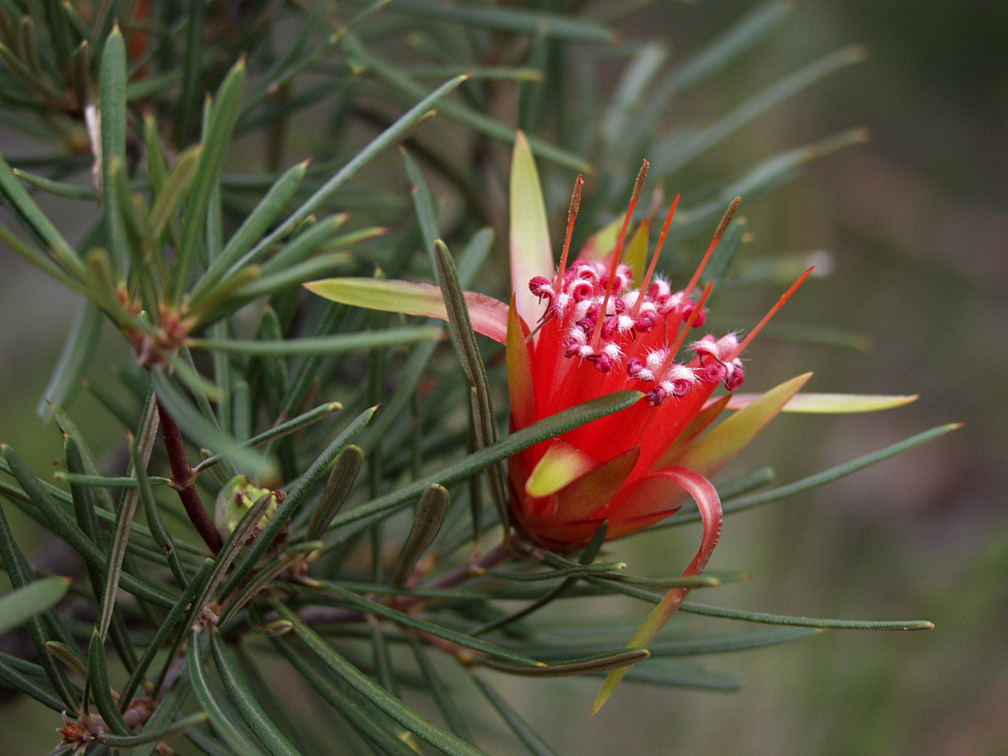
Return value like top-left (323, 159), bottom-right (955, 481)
top-left (1, 1), bottom-right (1005, 754)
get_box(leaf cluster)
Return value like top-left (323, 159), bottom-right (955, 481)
top-left (0, 2), bottom-right (943, 755)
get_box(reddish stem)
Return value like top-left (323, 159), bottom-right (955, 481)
top-left (156, 400), bottom-right (223, 554)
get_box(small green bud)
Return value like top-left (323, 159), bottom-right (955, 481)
top-left (214, 475), bottom-right (281, 542)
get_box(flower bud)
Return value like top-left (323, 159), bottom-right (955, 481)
top-left (214, 475), bottom-right (282, 543)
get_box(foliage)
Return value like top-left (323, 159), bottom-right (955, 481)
top-left (0, 2), bottom-right (946, 754)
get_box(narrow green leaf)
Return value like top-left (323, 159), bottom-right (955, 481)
top-left (602, 42), bottom-right (666, 156)
top-left (172, 0), bottom-right (206, 145)
top-left (227, 252), bottom-right (346, 302)
top-left (472, 526), bottom-right (613, 638)
top-left (143, 110), bottom-right (170, 198)
top-left (193, 401), bottom-right (344, 474)
top-left (97, 397), bottom-right (159, 640)
top-left (304, 276), bottom-right (508, 344)
top-left (87, 629), bottom-right (131, 734)
top-left (189, 326), bottom-right (442, 356)
top-left (58, 473), bottom-right (171, 489)
top-left (0, 652), bottom-right (66, 710)
top-left (407, 635), bottom-right (473, 742)
top-left (653, 46), bottom-right (867, 179)
top-left (0, 152), bottom-right (83, 275)
top-left (0, 221), bottom-right (83, 292)
top-left (259, 214), bottom-right (348, 276)
top-left (192, 160), bottom-right (308, 302)
top-left (667, 130), bottom-right (869, 247)
top-left (245, 74), bottom-right (469, 263)
top-left (485, 561), bottom-right (624, 582)
top-left (5, 438), bottom-right (187, 607)
top-left (471, 675), bottom-right (563, 756)
top-left (273, 602), bottom-right (494, 756)
top-left (64, 435), bottom-right (107, 600)
top-left (98, 22), bottom-right (127, 271)
top-left (11, 167), bottom-right (94, 199)
top-left (680, 603), bottom-right (934, 631)
top-left (482, 649), bottom-right (650, 678)
top-left (187, 627), bottom-right (269, 756)
top-left (401, 147), bottom-right (439, 268)
top-left (315, 580), bottom-right (543, 667)
top-left (0, 41), bottom-right (62, 99)
top-left (392, 484), bottom-right (449, 585)
top-left (271, 635), bottom-right (422, 756)
top-left (349, 34), bottom-right (589, 171)
top-left (700, 217), bottom-right (746, 291)
top-left (0, 577), bottom-right (71, 635)
top-left (37, 300), bottom-right (102, 418)
top-left (120, 559), bottom-right (214, 708)
top-left (517, 27), bottom-right (550, 133)
top-left (728, 392), bottom-right (919, 413)
top-left (130, 420), bottom-right (189, 588)
top-left (99, 712), bottom-right (209, 748)
top-left (434, 240), bottom-right (509, 530)
top-left (3, 441), bottom-right (94, 545)
top-left (173, 58), bottom-right (247, 303)
top-left (148, 144), bottom-right (203, 244)
top-left (109, 155), bottom-right (149, 272)
top-left (666, 423), bottom-right (962, 526)
top-left (202, 492), bottom-right (277, 605)
top-left (209, 630), bottom-right (302, 756)
top-left (218, 541), bottom-right (321, 624)
top-left (306, 445), bottom-right (364, 541)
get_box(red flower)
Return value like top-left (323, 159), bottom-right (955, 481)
top-left (305, 132), bottom-right (913, 708)
top-left (308, 134), bottom-right (811, 559)
top-left (505, 152), bottom-right (810, 557)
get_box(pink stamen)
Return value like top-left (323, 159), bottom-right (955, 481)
top-left (683, 196), bottom-right (741, 301)
top-left (727, 266), bottom-right (814, 361)
top-left (659, 280), bottom-right (714, 376)
top-left (591, 161), bottom-right (649, 348)
top-left (555, 175), bottom-right (583, 290)
top-left (632, 194), bottom-right (680, 319)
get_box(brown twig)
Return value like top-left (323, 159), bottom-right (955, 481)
top-left (156, 399), bottom-right (223, 554)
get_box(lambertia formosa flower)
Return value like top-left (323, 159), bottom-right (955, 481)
top-left (305, 132), bottom-right (916, 710)
top-left (308, 133), bottom-right (809, 566)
